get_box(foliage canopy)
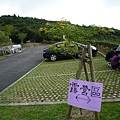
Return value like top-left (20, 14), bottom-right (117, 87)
top-left (0, 15), bottom-right (120, 46)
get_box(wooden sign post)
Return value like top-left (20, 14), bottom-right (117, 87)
top-left (67, 44), bottom-right (100, 120)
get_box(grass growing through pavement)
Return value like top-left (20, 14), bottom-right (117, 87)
top-left (0, 54), bottom-right (119, 103)
top-left (0, 102), bottom-right (120, 120)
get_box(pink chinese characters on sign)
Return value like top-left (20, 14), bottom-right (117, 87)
top-left (68, 78), bottom-right (103, 112)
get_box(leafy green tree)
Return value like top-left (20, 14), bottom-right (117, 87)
top-left (1, 25), bottom-right (13, 37)
top-left (0, 30), bottom-right (10, 46)
top-left (49, 38), bottom-right (78, 57)
top-left (17, 33), bottom-right (27, 44)
top-left (0, 30), bottom-right (9, 42)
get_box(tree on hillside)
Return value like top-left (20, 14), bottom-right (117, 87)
top-left (0, 30), bottom-right (9, 43)
top-left (2, 25), bottom-right (14, 37)
top-left (17, 33), bottom-right (27, 44)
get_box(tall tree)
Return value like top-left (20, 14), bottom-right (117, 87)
top-left (17, 33), bottom-right (27, 44)
top-left (0, 30), bottom-right (9, 43)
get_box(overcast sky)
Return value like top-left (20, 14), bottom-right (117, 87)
top-left (0, 0), bottom-right (120, 30)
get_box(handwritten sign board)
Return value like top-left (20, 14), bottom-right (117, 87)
top-left (68, 78), bottom-right (103, 112)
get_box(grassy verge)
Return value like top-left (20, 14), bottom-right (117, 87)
top-left (0, 54), bottom-right (11, 60)
top-left (0, 56), bottom-right (6, 60)
top-left (0, 102), bottom-right (120, 120)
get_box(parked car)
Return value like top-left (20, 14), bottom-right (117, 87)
top-left (8, 44), bottom-right (22, 54)
top-left (43, 41), bottom-right (98, 61)
top-left (8, 46), bottom-right (18, 53)
top-left (12, 44), bottom-right (22, 51)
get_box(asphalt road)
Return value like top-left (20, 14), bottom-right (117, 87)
top-left (0, 45), bottom-right (48, 92)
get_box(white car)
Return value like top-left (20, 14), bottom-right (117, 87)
top-left (8, 44), bottom-right (22, 54)
top-left (12, 44), bottom-right (22, 51)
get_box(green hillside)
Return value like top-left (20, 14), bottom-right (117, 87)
top-left (0, 15), bottom-right (120, 46)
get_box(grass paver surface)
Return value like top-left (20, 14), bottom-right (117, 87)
top-left (0, 54), bottom-right (120, 104)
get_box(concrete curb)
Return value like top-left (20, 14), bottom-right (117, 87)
top-left (0, 98), bottom-right (120, 106)
top-left (98, 51), bottom-right (106, 57)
